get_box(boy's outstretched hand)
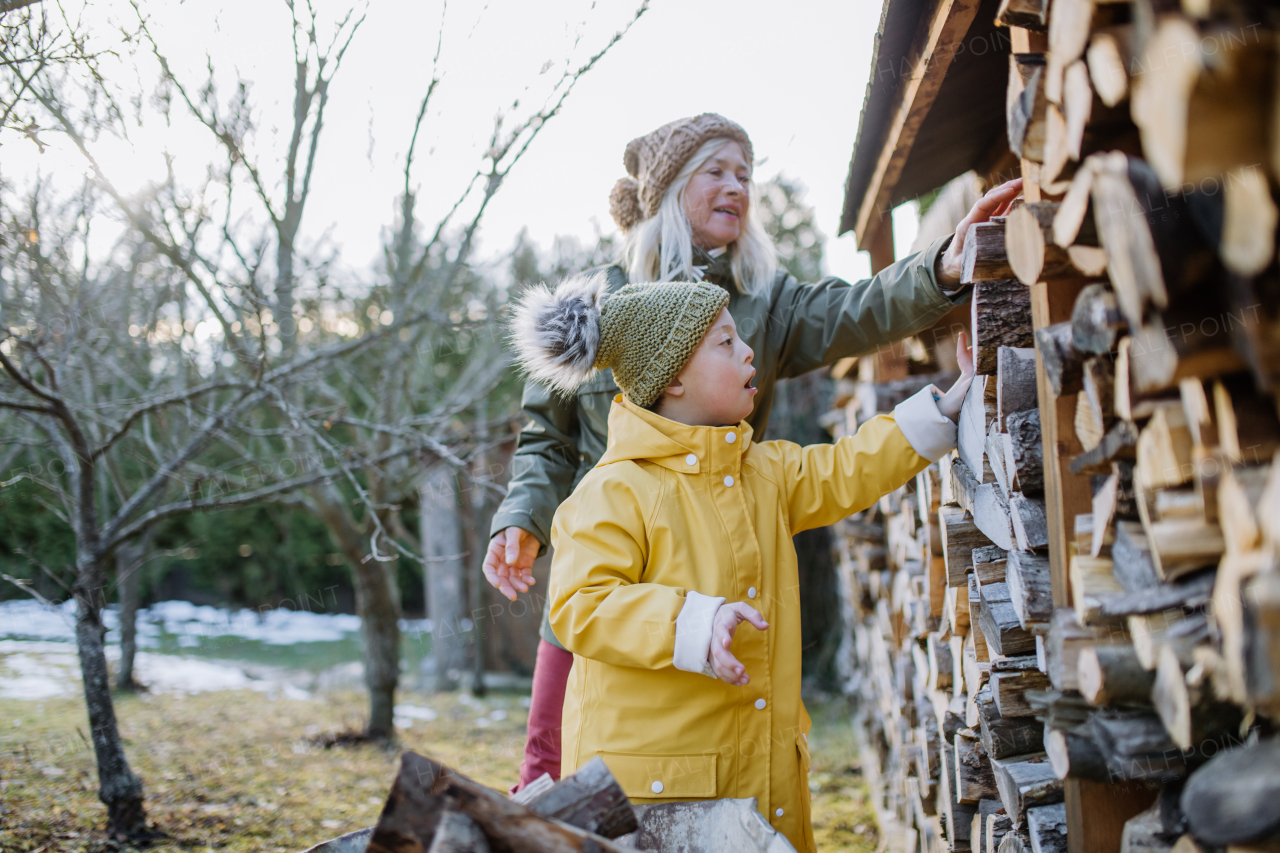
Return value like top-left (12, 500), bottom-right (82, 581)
top-left (935, 330), bottom-right (977, 424)
top-left (709, 602), bottom-right (769, 686)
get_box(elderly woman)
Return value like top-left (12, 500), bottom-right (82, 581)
top-left (483, 113), bottom-right (1019, 792)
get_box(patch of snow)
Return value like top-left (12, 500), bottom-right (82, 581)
top-left (0, 598), bottom-right (363, 646)
top-left (0, 642), bottom-right (319, 701)
top-left (393, 704), bottom-right (438, 721)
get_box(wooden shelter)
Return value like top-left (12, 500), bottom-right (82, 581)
top-left (831, 0), bottom-right (1280, 851)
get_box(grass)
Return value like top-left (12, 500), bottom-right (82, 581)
top-left (0, 687), bottom-right (878, 852)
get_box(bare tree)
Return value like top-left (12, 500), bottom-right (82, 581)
top-left (1, 0), bottom-right (648, 837)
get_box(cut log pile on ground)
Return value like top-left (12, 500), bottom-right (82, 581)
top-left (831, 2), bottom-right (1280, 850)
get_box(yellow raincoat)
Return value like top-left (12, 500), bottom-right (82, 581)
top-left (549, 392), bottom-right (954, 852)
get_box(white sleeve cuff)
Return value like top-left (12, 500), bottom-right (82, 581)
top-left (893, 385), bottom-right (958, 463)
top-left (673, 591), bottom-right (725, 678)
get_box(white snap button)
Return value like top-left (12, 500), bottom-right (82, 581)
top-left (748, 587), bottom-right (757, 599)
top-left (724, 475), bottom-right (734, 487)
top-left (651, 780), bottom-right (664, 794)
top-left (755, 698), bottom-right (766, 710)
top-left (776, 808), bottom-right (784, 817)
top-left (726, 432), bottom-right (736, 443)
top-left (685, 454), bottom-right (697, 466)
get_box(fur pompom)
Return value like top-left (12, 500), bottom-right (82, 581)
top-left (609, 177), bottom-right (643, 232)
top-left (510, 271), bottom-right (609, 396)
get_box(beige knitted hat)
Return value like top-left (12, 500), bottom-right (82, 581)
top-left (511, 273), bottom-right (730, 409)
top-left (609, 113), bottom-right (754, 232)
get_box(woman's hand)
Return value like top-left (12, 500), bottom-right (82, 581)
top-left (936, 331), bottom-right (976, 424)
top-left (708, 602), bottom-right (769, 686)
top-left (937, 178), bottom-right (1023, 289)
top-left (482, 526), bottom-right (540, 602)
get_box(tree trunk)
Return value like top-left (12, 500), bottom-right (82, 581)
top-left (75, 553), bottom-right (146, 838)
top-left (310, 486), bottom-right (402, 739)
top-left (421, 465), bottom-right (467, 692)
top-left (115, 533), bottom-right (148, 691)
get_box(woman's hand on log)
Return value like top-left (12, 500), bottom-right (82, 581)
top-left (708, 602), bottom-right (769, 686)
top-left (482, 526), bottom-right (540, 601)
top-left (936, 331), bottom-right (976, 424)
top-left (937, 178), bottom-right (1023, 289)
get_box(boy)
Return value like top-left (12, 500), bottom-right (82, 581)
top-left (511, 273), bottom-right (971, 852)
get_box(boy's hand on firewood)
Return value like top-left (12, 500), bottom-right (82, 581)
top-left (708, 602), bottom-right (769, 686)
top-left (936, 331), bottom-right (976, 424)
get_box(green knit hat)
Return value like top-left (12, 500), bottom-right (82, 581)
top-left (511, 273), bottom-right (730, 409)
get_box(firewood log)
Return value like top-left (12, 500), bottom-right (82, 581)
top-left (369, 752), bottom-right (629, 853)
top-left (995, 0), bottom-right (1046, 30)
top-left (1046, 0), bottom-right (1092, 69)
top-left (1010, 65), bottom-right (1049, 161)
top-left (1152, 643), bottom-right (1243, 751)
top-left (1008, 550), bottom-right (1052, 628)
top-left (956, 727), bottom-right (1001, 803)
top-left (952, 455), bottom-right (982, 515)
top-left (1089, 708), bottom-right (1186, 782)
top-left (1078, 643), bottom-right (1155, 706)
top-left (992, 668), bottom-right (1052, 719)
top-left (1080, 357), bottom-right (1116, 446)
top-left (1092, 572), bottom-right (1215, 622)
top-left (976, 483), bottom-right (1016, 552)
top-left (930, 631), bottom-right (955, 693)
top-left (1062, 60), bottom-right (1092, 164)
top-left (1180, 737), bottom-right (1280, 847)
top-left (972, 798), bottom-right (1007, 853)
top-left (1010, 494), bottom-right (1050, 552)
top-left (1221, 164), bottom-right (1278, 277)
top-left (1127, 317), bottom-right (1246, 397)
top-left (1048, 608), bottom-right (1105, 692)
top-left (523, 756), bottom-right (638, 840)
top-left (1006, 203), bottom-right (1075, 286)
top-left (1119, 802), bottom-right (1174, 853)
top-left (974, 546), bottom-right (1009, 585)
top-left (997, 347), bottom-right (1039, 431)
top-left (1041, 105), bottom-right (1071, 188)
top-left (961, 376), bottom-right (998, 483)
top-left (999, 829), bottom-right (1033, 853)
top-left (1071, 283), bottom-right (1125, 355)
top-left (940, 735), bottom-right (979, 851)
top-left (1069, 555), bottom-right (1126, 625)
top-left (1131, 16), bottom-right (1272, 189)
top-left (991, 754), bottom-right (1062, 822)
top-left (990, 423), bottom-right (1014, 499)
top-left (427, 808), bottom-right (491, 853)
top-left (974, 280), bottom-right (1035, 375)
top-left (1034, 322), bottom-right (1084, 397)
top-left (1045, 723), bottom-right (1111, 782)
top-left (1052, 156), bottom-right (1101, 248)
top-left (980, 582), bottom-right (1036, 657)
top-left (1214, 378), bottom-right (1280, 466)
top-left (1090, 153), bottom-right (1169, 325)
top-left (988, 810), bottom-right (1014, 853)
top-left (1112, 520), bottom-right (1163, 591)
top-left (1070, 418), bottom-right (1139, 475)
top-left (942, 506), bottom-right (995, 588)
top-left (1086, 25), bottom-right (1132, 107)
top-left (1027, 802), bottom-right (1068, 853)
top-left (1006, 410), bottom-right (1045, 496)
top-left (971, 576), bottom-right (991, 661)
top-left (977, 683), bottom-right (1045, 759)
top-left (964, 221), bottom-right (1015, 285)
top-left (1129, 609), bottom-right (1210, 671)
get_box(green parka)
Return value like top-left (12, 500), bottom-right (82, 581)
top-left (490, 235), bottom-right (966, 648)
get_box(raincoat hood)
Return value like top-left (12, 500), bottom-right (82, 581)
top-left (597, 395), bottom-right (756, 475)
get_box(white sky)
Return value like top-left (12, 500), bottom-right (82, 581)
top-left (12, 0), bottom-right (927, 285)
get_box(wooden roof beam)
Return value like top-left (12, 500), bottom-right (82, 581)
top-left (853, 0), bottom-right (985, 247)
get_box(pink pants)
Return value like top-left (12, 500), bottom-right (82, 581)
top-left (511, 639), bottom-right (574, 794)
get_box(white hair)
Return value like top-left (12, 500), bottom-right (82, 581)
top-left (620, 138), bottom-right (778, 296)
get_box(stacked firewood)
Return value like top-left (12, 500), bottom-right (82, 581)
top-left (833, 1), bottom-right (1280, 850)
